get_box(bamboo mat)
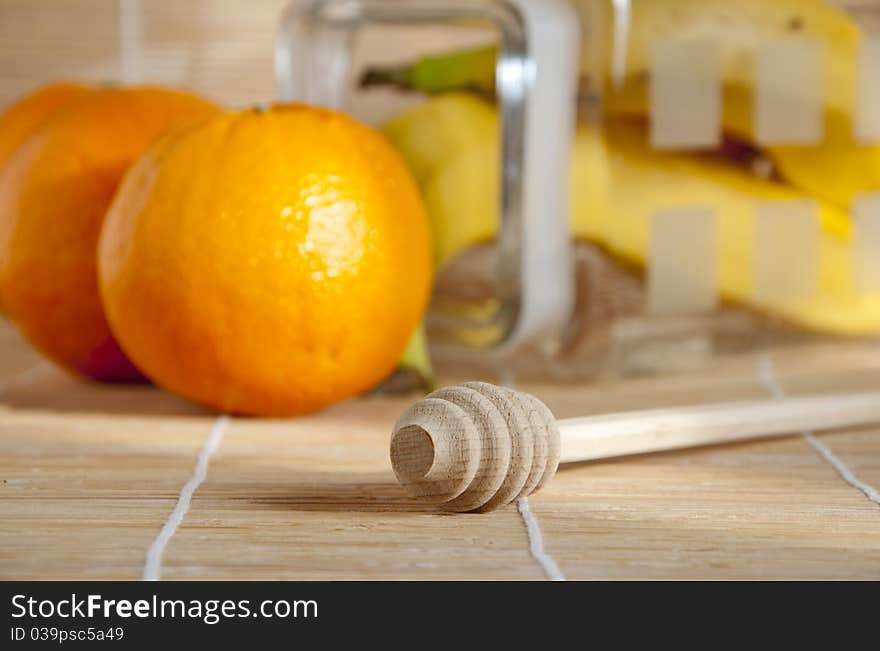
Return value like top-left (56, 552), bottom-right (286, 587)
top-left (1, 318), bottom-right (879, 580)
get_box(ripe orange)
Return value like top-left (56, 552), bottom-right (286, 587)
top-left (0, 87), bottom-right (219, 381)
top-left (0, 83), bottom-right (94, 314)
top-left (99, 104), bottom-right (433, 416)
top-left (0, 82), bottom-right (93, 171)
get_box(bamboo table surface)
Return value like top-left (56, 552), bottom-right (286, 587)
top-left (1, 318), bottom-right (879, 580)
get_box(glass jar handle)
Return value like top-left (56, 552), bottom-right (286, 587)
top-left (275, 0), bottom-right (579, 352)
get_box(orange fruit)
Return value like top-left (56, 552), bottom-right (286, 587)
top-left (0, 82), bottom-right (93, 171)
top-left (99, 104), bottom-right (433, 416)
top-left (0, 87), bottom-right (219, 382)
top-left (0, 82), bottom-right (94, 314)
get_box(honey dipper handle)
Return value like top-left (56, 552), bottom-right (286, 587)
top-left (556, 391), bottom-right (880, 463)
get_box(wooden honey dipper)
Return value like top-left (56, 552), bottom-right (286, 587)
top-left (390, 381), bottom-right (880, 512)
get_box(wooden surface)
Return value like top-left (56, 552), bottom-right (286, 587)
top-left (1, 318), bottom-right (879, 580)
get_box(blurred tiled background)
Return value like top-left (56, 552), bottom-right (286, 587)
top-left (0, 0), bottom-right (287, 108)
top-left (0, 0), bottom-right (878, 114)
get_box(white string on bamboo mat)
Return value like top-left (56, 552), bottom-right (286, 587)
top-left (517, 498), bottom-right (566, 581)
top-left (506, 375), bottom-right (566, 580)
top-left (143, 415), bottom-right (229, 581)
top-left (755, 352), bottom-right (880, 508)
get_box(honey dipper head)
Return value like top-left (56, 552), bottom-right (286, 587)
top-left (390, 382), bottom-right (560, 512)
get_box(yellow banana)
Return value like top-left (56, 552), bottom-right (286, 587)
top-left (383, 94), bottom-right (880, 335)
top-left (383, 94), bottom-right (498, 266)
top-left (594, 121), bottom-right (880, 335)
top-left (607, 0), bottom-right (858, 117)
top-left (380, 92), bottom-right (497, 188)
top-left (380, 0), bottom-right (871, 382)
top-left (595, 0), bottom-right (869, 209)
top-left (604, 77), bottom-right (879, 211)
top-left (603, 0), bottom-right (871, 208)
top-left (369, 0), bottom-right (872, 209)
top-left (363, 0), bottom-right (858, 109)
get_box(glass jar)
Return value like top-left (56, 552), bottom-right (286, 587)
top-left (276, 0), bottom-right (880, 383)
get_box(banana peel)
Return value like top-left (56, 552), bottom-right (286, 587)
top-left (383, 93), bottom-right (880, 336)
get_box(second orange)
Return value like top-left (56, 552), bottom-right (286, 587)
top-left (0, 86), bottom-right (219, 381)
